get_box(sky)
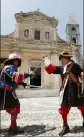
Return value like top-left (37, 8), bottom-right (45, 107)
top-left (1, 0), bottom-right (83, 45)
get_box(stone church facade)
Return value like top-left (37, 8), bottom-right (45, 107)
top-left (0, 11), bottom-right (81, 89)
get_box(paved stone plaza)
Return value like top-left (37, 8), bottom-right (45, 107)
top-left (0, 89), bottom-right (84, 137)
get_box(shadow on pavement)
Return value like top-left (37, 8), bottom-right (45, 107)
top-left (23, 124), bottom-right (56, 136)
top-left (0, 124), bottom-right (56, 137)
top-left (70, 126), bottom-right (84, 134)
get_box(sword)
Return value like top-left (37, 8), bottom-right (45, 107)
top-left (30, 53), bottom-right (51, 79)
top-left (24, 84), bottom-right (42, 88)
top-left (59, 75), bottom-right (69, 105)
top-left (30, 62), bottom-right (42, 79)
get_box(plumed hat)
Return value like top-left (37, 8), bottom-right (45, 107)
top-left (4, 53), bottom-right (23, 68)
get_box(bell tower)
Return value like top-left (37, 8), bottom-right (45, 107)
top-left (66, 14), bottom-right (81, 45)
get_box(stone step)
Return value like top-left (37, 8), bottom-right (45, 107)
top-left (16, 88), bottom-right (59, 98)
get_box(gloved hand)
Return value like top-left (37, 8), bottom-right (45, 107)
top-left (29, 71), bottom-right (35, 78)
top-left (24, 72), bottom-right (35, 79)
top-left (43, 56), bottom-right (51, 67)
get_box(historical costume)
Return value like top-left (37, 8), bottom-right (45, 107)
top-left (44, 52), bottom-right (84, 136)
top-left (0, 53), bottom-right (34, 135)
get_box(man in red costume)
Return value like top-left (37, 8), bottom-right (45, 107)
top-left (44, 52), bottom-right (84, 136)
top-left (0, 53), bottom-right (34, 135)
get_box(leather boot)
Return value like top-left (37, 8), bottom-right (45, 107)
top-left (59, 123), bottom-right (70, 136)
top-left (8, 124), bottom-right (24, 135)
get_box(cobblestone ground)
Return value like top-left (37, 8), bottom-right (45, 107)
top-left (0, 89), bottom-right (84, 137)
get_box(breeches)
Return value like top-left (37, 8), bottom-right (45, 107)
top-left (59, 106), bottom-right (84, 115)
top-left (6, 105), bottom-right (20, 114)
top-left (0, 105), bottom-right (20, 114)
top-left (0, 87), bottom-right (20, 114)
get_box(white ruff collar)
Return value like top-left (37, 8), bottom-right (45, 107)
top-left (63, 62), bottom-right (71, 74)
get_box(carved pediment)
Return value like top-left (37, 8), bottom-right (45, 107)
top-left (15, 11), bottom-right (58, 27)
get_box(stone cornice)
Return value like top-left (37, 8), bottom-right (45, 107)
top-left (19, 42), bottom-right (72, 52)
top-left (1, 36), bottom-right (77, 53)
top-left (0, 36), bottom-right (71, 45)
top-left (1, 42), bottom-right (77, 54)
top-left (17, 36), bottom-right (70, 44)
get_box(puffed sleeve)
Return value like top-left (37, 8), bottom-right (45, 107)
top-left (45, 65), bottom-right (63, 74)
top-left (5, 65), bottom-right (17, 77)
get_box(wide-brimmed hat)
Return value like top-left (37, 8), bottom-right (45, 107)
top-left (59, 52), bottom-right (73, 60)
top-left (4, 53), bottom-right (23, 68)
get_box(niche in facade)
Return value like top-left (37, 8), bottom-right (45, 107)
top-left (24, 29), bottom-right (29, 37)
top-left (45, 32), bottom-right (49, 39)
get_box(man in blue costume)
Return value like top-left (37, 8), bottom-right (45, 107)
top-left (0, 53), bottom-right (34, 135)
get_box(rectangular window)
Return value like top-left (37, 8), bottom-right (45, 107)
top-left (34, 31), bottom-right (40, 40)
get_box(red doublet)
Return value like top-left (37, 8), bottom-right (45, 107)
top-left (12, 72), bottom-right (24, 84)
top-left (45, 64), bottom-right (56, 74)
